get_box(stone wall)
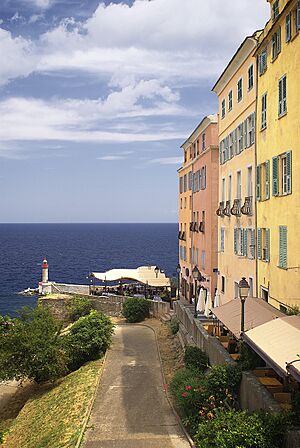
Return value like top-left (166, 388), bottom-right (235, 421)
top-left (174, 301), bottom-right (282, 414)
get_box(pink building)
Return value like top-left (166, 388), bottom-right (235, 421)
top-left (180, 115), bottom-right (219, 301)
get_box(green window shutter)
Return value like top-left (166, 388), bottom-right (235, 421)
top-left (265, 229), bottom-right (270, 262)
top-left (286, 151), bottom-right (292, 194)
top-left (272, 156), bottom-right (279, 196)
top-left (279, 226), bottom-right (288, 268)
top-left (240, 229), bottom-right (243, 256)
top-left (243, 229), bottom-right (248, 257)
top-left (251, 229), bottom-right (255, 259)
top-left (256, 165), bottom-right (261, 201)
top-left (219, 141), bottom-right (223, 165)
top-left (203, 166), bottom-right (207, 189)
top-left (257, 228), bottom-right (262, 260)
top-left (234, 228), bottom-right (237, 255)
top-left (265, 160), bottom-right (270, 200)
top-left (244, 119), bottom-right (248, 149)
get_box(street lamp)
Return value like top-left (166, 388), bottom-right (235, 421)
top-left (154, 266), bottom-right (160, 278)
top-left (176, 264), bottom-right (181, 300)
top-left (192, 266), bottom-right (201, 318)
top-left (239, 277), bottom-right (250, 334)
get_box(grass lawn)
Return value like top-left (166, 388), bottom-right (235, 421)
top-left (2, 359), bottom-right (103, 448)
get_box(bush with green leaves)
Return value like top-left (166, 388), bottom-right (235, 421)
top-left (67, 295), bottom-right (93, 322)
top-left (64, 310), bottom-right (114, 371)
top-left (184, 346), bottom-right (209, 373)
top-left (122, 297), bottom-right (150, 323)
top-left (237, 342), bottom-right (264, 371)
top-left (195, 409), bottom-right (290, 448)
top-left (205, 364), bottom-right (242, 403)
top-left (170, 368), bottom-right (207, 419)
top-left (0, 306), bottom-right (67, 383)
top-left (169, 316), bottom-right (180, 334)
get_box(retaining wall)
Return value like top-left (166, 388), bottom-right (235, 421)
top-left (174, 301), bottom-right (282, 415)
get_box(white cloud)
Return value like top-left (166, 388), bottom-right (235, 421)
top-left (0, 0), bottom-right (269, 86)
top-left (97, 155), bottom-right (127, 161)
top-left (149, 157), bottom-right (182, 165)
top-left (27, 0), bottom-right (54, 9)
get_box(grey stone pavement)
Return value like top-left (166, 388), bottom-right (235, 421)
top-left (83, 325), bottom-right (191, 448)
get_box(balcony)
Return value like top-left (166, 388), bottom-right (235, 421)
top-left (216, 201), bottom-right (225, 217)
top-left (241, 196), bottom-right (253, 216)
top-left (193, 222), bottom-right (198, 232)
top-left (199, 221), bottom-right (205, 233)
top-left (189, 222), bottom-right (194, 232)
top-left (231, 199), bottom-right (241, 217)
top-left (223, 200), bottom-right (231, 217)
top-left (181, 231), bottom-right (186, 241)
top-left (178, 231), bottom-right (183, 240)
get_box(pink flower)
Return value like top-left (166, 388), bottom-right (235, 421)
top-left (181, 392), bottom-right (188, 397)
top-left (185, 386), bottom-right (192, 391)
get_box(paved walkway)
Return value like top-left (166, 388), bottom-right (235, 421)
top-left (83, 325), bottom-right (191, 448)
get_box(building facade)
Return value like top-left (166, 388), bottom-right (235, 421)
top-left (256, 0), bottom-right (300, 311)
top-left (178, 115), bottom-right (219, 302)
top-left (212, 34), bottom-right (259, 304)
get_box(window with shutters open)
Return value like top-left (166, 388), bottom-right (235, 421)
top-left (279, 226), bottom-right (287, 269)
top-left (248, 65), bottom-right (254, 91)
top-left (259, 49), bottom-right (267, 75)
top-left (272, 151), bottom-right (292, 196)
top-left (286, 13), bottom-right (291, 42)
top-left (248, 229), bottom-right (256, 259)
top-left (228, 90), bottom-right (233, 111)
top-left (220, 227), bottom-right (225, 252)
top-left (279, 75), bottom-right (287, 117)
top-left (257, 161), bottom-right (270, 201)
top-left (272, 28), bottom-right (281, 60)
top-left (297, 1), bottom-right (300, 31)
top-left (257, 228), bottom-right (270, 263)
top-left (222, 99), bottom-right (226, 119)
top-left (272, 0), bottom-right (279, 21)
top-left (237, 78), bottom-right (243, 102)
top-left (238, 123), bottom-right (244, 153)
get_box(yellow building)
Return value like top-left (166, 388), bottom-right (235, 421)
top-left (212, 34), bottom-right (260, 304)
top-left (256, 0), bottom-right (300, 311)
top-left (178, 151), bottom-right (193, 301)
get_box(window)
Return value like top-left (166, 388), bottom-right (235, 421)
top-left (261, 93), bottom-right (267, 129)
top-left (201, 166), bottom-right (207, 189)
top-left (256, 160), bottom-right (270, 201)
top-left (272, 0), bottom-right (279, 21)
top-left (219, 141), bottom-right (224, 165)
top-left (279, 226), bottom-right (288, 269)
top-left (248, 229), bottom-right (256, 260)
top-left (297, 0), bottom-right (300, 31)
top-left (229, 132), bottom-right (234, 159)
top-left (188, 171), bottom-right (193, 190)
top-left (179, 177), bottom-right (183, 193)
top-left (221, 178), bottom-right (226, 203)
top-left (180, 198), bottom-right (182, 209)
top-left (196, 139), bottom-right (200, 156)
top-left (238, 123), bottom-right (244, 153)
top-left (228, 175), bottom-right (232, 203)
top-left (221, 276), bottom-right (225, 294)
top-left (228, 90), bottom-right (233, 111)
top-left (221, 99), bottom-right (226, 119)
top-left (234, 228), bottom-right (247, 257)
top-left (248, 113), bottom-right (255, 146)
top-left (248, 64), bottom-right (254, 90)
top-left (247, 166), bottom-right (253, 198)
top-left (272, 151), bottom-right (292, 196)
top-left (201, 250), bottom-right (205, 269)
top-left (183, 175), bottom-right (187, 192)
top-left (202, 132), bottom-right (206, 151)
top-left (236, 171), bottom-right (242, 200)
top-left (249, 278), bottom-right (254, 297)
top-left (286, 13), bottom-right (291, 42)
top-left (237, 78), bottom-right (243, 102)
top-left (184, 150), bottom-right (187, 163)
top-left (220, 227), bottom-right (225, 252)
top-left (259, 49), bottom-right (267, 75)
top-left (257, 228), bottom-right (270, 262)
top-left (279, 75), bottom-right (287, 116)
top-left (272, 28), bottom-right (281, 59)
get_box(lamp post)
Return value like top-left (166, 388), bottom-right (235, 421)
top-left (238, 277), bottom-right (250, 335)
top-left (176, 264), bottom-right (181, 300)
top-left (192, 266), bottom-right (201, 318)
top-left (154, 266), bottom-right (160, 278)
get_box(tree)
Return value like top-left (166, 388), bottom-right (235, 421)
top-left (63, 311), bottom-right (114, 371)
top-left (67, 295), bottom-right (93, 322)
top-left (0, 306), bottom-right (67, 383)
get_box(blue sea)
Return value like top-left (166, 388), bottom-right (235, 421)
top-left (0, 223), bottom-right (178, 316)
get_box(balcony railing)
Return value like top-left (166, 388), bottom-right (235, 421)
top-left (241, 196), bottom-right (253, 216)
top-left (223, 200), bottom-right (231, 217)
top-left (216, 201), bottom-right (225, 217)
top-left (231, 198), bottom-right (241, 217)
top-left (199, 221), bottom-right (205, 233)
top-left (181, 231), bottom-right (186, 241)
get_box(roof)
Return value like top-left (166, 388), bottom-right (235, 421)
top-left (91, 266), bottom-right (171, 288)
top-left (181, 114), bottom-right (218, 149)
top-left (212, 297), bottom-right (284, 339)
top-left (243, 316), bottom-right (300, 381)
top-left (212, 32), bottom-right (261, 95)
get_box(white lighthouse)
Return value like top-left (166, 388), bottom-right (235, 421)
top-left (42, 258), bottom-right (49, 283)
top-left (38, 257), bottom-right (51, 295)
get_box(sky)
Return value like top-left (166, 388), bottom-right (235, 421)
top-left (0, 0), bottom-right (270, 223)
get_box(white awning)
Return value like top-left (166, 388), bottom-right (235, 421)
top-left (243, 316), bottom-right (300, 381)
top-left (91, 266), bottom-right (171, 288)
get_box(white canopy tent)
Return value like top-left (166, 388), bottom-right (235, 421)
top-left (91, 266), bottom-right (171, 288)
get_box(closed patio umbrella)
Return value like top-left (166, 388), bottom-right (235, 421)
top-left (197, 288), bottom-right (206, 313)
top-left (214, 289), bottom-right (221, 308)
top-left (204, 291), bottom-right (212, 318)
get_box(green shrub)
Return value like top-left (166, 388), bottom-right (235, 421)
top-left (64, 311), bottom-right (114, 371)
top-left (67, 296), bottom-right (93, 322)
top-left (122, 297), bottom-right (150, 323)
top-left (169, 316), bottom-right (180, 334)
top-left (238, 342), bottom-right (264, 371)
top-left (205, 364), bottom-right (242, 403)
top-left (170, 368), bottom-right (207, 418)
top-left (0, 306), bottom-right (67, 383)
top-left (195, 410), bottom-right (271, 448)
top-left (184, 346), bottom-right (209, 373)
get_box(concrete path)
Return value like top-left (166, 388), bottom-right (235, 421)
top-left (83, 325), bottom-right (191, 448)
